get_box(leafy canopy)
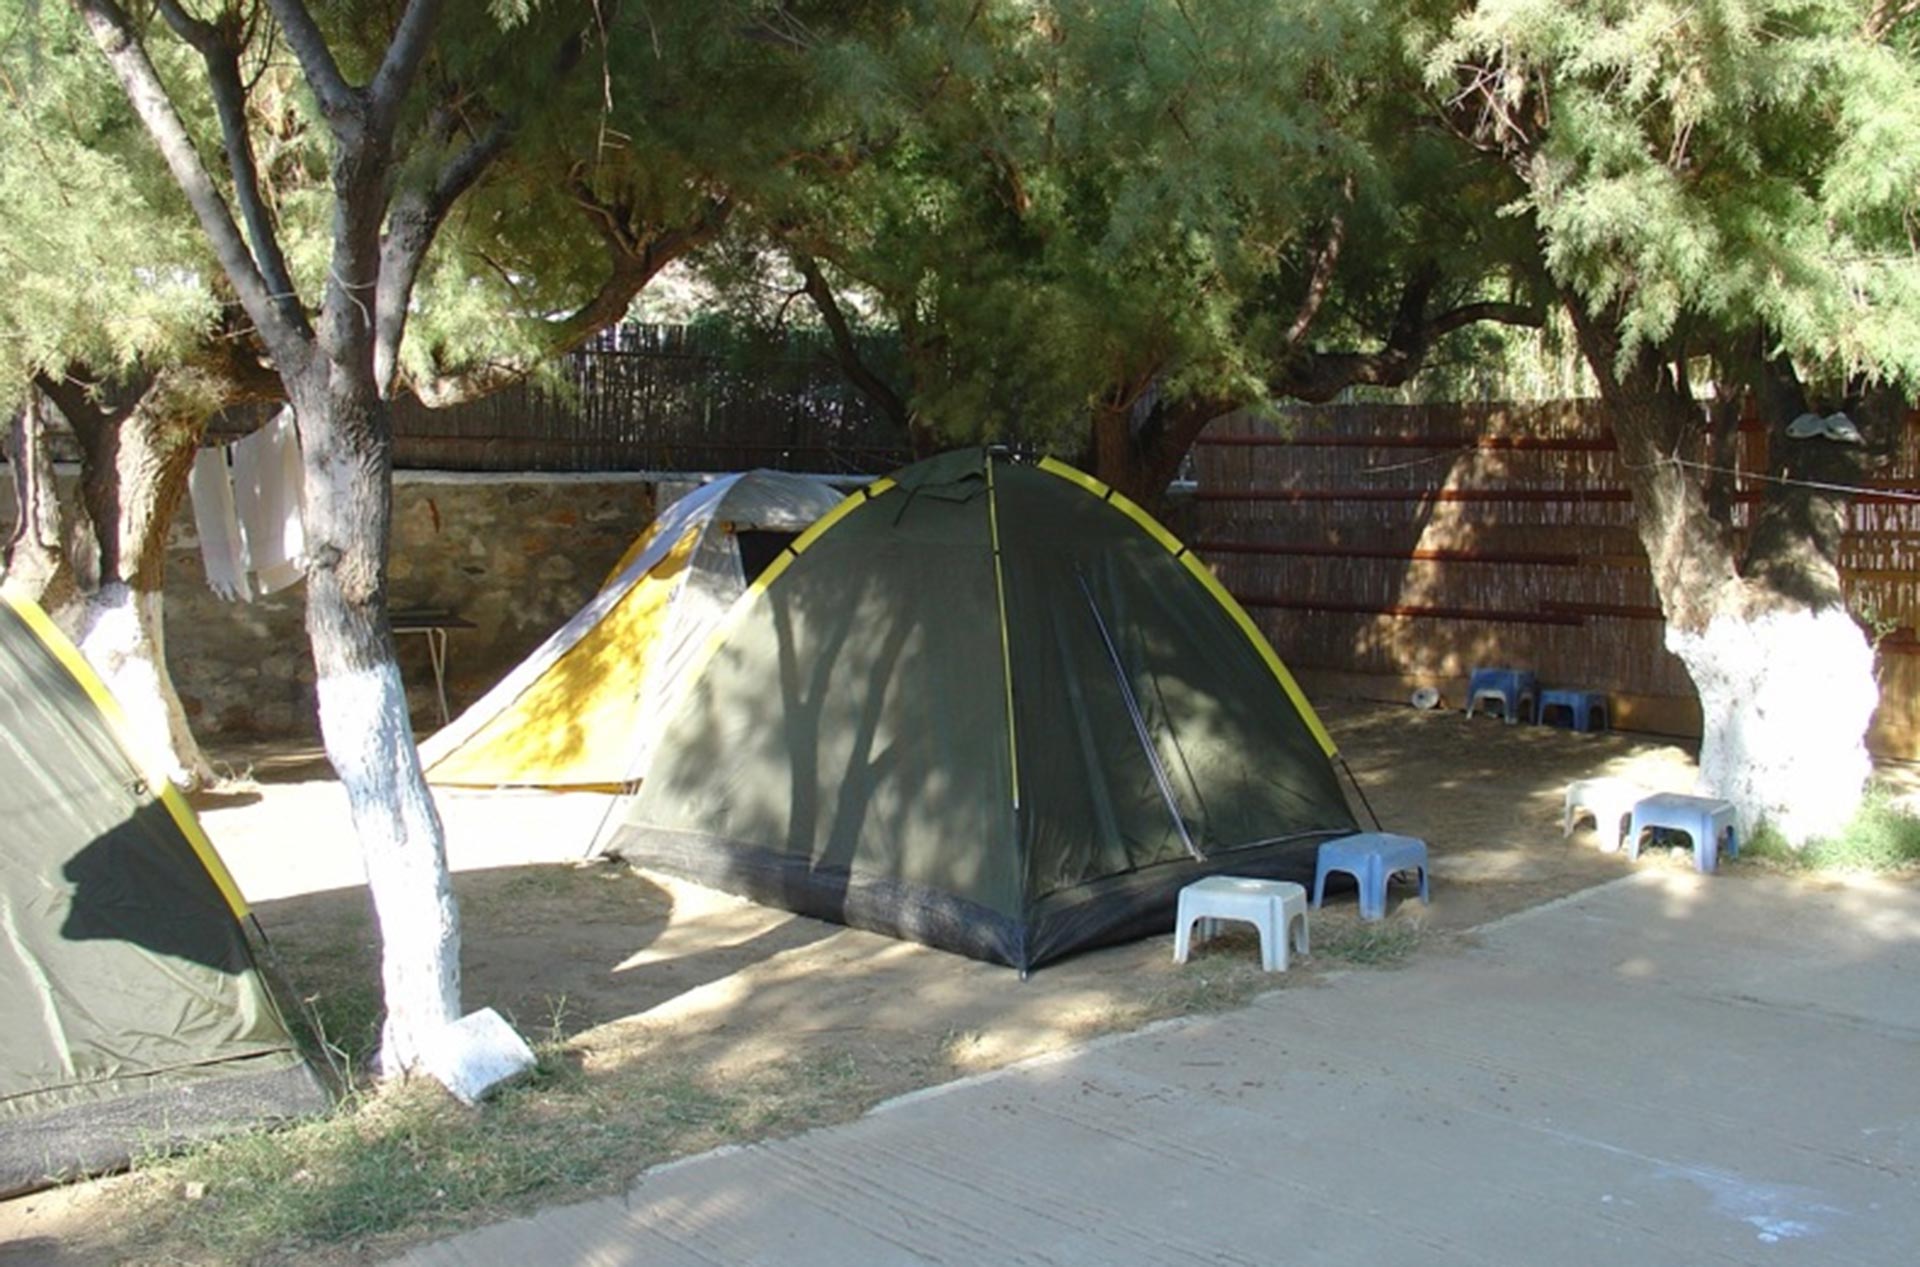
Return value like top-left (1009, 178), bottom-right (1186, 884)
top-left (1427, 0), bottom-right (1920, 387)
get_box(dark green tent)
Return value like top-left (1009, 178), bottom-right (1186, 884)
top-left (606, 449), bottom-right (1357, 971)
top-left (0, 593), bottom-right (326, 1198)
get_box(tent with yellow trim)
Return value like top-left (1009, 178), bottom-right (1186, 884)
top-left (604, 449), bottom-right (1359, 971)
top-left (0, 592), bottom-right (327, 1198)
top-left (418, 470), bottom-right (846, 790)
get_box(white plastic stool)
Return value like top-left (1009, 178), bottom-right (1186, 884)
top-left (1564, 777), bottom-right (1648, 852)
top-left (1172, 876), bottom-right (1309, 972)
top-left (1627, 792), bottom-right (1740, 873)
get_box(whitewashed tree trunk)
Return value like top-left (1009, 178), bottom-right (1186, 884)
top-left (72, 582), bottom-right (214, 788)
top-left (316, 660), bottom-right (460, 1074)
top-left (22, 365), bottom-right (242, 790)
top-left (1570, 305), bottom-right (1885, 847)
top-left (292, 370), bottom-right (465, 1077)
top-left (71, 0), bottom-right (541, 1086)
top-left (1671, 606), bottom-right (1878, 844)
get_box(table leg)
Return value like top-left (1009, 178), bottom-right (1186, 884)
top-left (426, 627), bottom-right (450, 725)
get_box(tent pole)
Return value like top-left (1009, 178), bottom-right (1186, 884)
top-left (1075, 571), bottom-right (1204, 861)
top-left (1336, 752), bottom-right (1385, 831)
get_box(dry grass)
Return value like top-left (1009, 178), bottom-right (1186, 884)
top-left (15, 700), bottom-right (1700, 1264)
top-left (106, 916), bottom-right (1308, 1266)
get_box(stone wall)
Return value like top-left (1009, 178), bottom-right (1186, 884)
top-left (5, 473), bottom-right (659, 742)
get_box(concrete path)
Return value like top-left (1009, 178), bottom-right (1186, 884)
top-left (396, 871), bottom-right (1920, 1266)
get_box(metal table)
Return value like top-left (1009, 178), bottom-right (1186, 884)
top-left (389, 608), bottom-right (476, 726)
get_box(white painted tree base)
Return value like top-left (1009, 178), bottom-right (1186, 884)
top-left (69, 582), bottom-right (214, 789)
top-left (316, 662), bottom-right (463, 1076)
top-left (1671, 606), bottom-right (1877, 846)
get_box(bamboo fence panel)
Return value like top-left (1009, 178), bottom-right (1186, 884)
top-left (1191, 402), bottom-right (1920, 755)
top-left (212, 324), bottom-right (914, 474)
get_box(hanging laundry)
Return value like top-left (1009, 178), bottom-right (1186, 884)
top-left (231, 409), bottom-right (307, 594)
top-left (187, 447), bottom-right (252, 602)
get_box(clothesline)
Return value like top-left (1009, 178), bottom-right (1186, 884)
top-left (1650, 454), bottom-right (1920, 505)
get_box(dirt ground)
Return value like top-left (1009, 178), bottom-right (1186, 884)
top-left (1, 699), bottom-right (1864, 1263)
top-left (220, 699), bottom-right (1706, 1079)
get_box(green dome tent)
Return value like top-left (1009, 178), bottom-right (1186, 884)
top-left (0, 592), bottom-right (326, 1197)
top-left (604, 449), bottom-right (1358, 971)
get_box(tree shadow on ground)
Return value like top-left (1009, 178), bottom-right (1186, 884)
top-left (249, 862), bottom-right (837, 1055)
top-left (2, 697), bottom-right (1735, 1267)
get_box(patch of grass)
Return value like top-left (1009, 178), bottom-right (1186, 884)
top-left (117, 1041), bottom-right (885, 1265)
top-left (1318, 921), bottom-right (1423, 967)
top-left (298, 981), bottom-right (383, 1082)
top-left (1145, 933), bottom-right (1283, 1019)
top-left (1155, 960), bottom-right (1270, 1014)
top-left (1737, 789), bottom-right (1920, 873)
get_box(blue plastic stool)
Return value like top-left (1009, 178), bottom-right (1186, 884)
top-left (1312, 833), bottom-right (1430, 921)
top-left (1626, 793), bottom-right (1740, 874)
top-left (1537, 689), bottom-right (1609, 732)
top-left (1465, 668), bottom-right (1537, 724)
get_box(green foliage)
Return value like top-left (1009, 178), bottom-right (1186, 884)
top-left (0, 3), bottom-right (219, 383)
top-left (1427, 0), bottom-right (1920, 389)
top-left (5, 1), bottom-right (848, 405)
top-left (399, 0), bottom-right (886, 387)
top-left (1739, 786), bottom-right (1920, 871)
top-left (707, 0), bottom-right (1525, 450)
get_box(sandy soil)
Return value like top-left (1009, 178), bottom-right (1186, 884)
top-left (0, 700), bottom-right (1767, 1261)
top-left (216, 700), bottom-right (1709, 1071)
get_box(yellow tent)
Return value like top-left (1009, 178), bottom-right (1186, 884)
top-left (418, 470), bottom-right (846, 789)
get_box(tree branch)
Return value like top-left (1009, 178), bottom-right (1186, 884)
top-left (69, 0), bottom-right (309, 372)
top-left (154, 0), bottom-right (309, 340)
top-left (792, 251), bottom-right (914, 435)
top-left (375, 117), bottom-right (514, 396)
top-left (31, 366), bottom-right (127, 436)
top-left (373, 13), bottom-right (590, 397)
top-left (1271, 272), bottom-right (1543, 403)
top-left (1427, 301), bottom-right (1541, 339)
top-left (1285, 177), bottom-right (1353, 347)
top-left (1865, 0), bottom-right (1920, 40)
top-left (407, 195), bottom-right (733, 408)
top-left (367, 0), bottom-right (448, 138)
top-left (262, 0), bottom-right (357, 126)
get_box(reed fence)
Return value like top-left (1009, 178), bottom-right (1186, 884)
top-left (1189, 402), bottom-right (1920, 757)
top-left (212, 324), bottom-right (914, 475)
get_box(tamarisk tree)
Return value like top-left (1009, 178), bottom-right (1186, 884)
top-left (0, 5), bottom-right (270, 786)
top-left (65, 0), bottom-right (591, 1073)
top-left (1429, 0), bottom-right (1920, 841)
top-left (741, 0), bottom-right (1541, 504)
top-left (58, 0), bottom-right (897, 1072)
top-left (9, 0), bottom-right (741, 792)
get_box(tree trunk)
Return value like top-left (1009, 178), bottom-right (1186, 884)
top-left (1089, 404), bottom-right (1155, 501)
top-left (1667, 606), bottom-right (1875, 843)
top-left (69, 0), bottom-right (491, 1087)
top-left (1087, 394), bottom-right (1229, 509)
top-left (290, 367), bottom-right (460, 1076)
top-left (3, 389), bottom-right (80, 611)
top-left (1569, 305), bottom-right (1877, 844)
top-left (57, 372), bottom-right (217, 787)
top-left (70, 583), bottom-right (211, 787)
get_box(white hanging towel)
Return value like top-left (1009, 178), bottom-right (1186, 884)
top-left (231, 409), bottom-right (307, 594)
top-left (187, 446), bottom-right (253, 602)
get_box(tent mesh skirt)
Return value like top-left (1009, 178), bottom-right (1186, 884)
top-left (611, 825), bottom-right (1348, 972)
